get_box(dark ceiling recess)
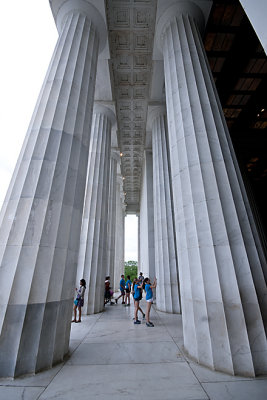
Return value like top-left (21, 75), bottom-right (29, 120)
top-left (204, 0), bottom-right (267, 237)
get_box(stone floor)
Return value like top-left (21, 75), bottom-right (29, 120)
top-left (0, 299), bottom-right (267, 400)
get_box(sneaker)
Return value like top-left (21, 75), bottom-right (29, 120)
top-left (142, 313), bottom-right (146, 319)
top-left (146, 322), bottom-right (154, 327)
top-left (134, 320), bottom-right (141, 324)
top-left (122, 302), bottom-right (125, 304)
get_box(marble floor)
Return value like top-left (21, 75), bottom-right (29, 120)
top-left (0, 299), bottom-right (267, 400)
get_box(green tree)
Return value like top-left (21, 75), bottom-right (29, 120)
top-left (124, 260), bottom-right (138, 282)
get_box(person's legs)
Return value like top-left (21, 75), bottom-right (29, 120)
top-left (116, 290), bottom-right (125, 303)
top-left (72, 305), bottom-right (77, 322)
top-left (134, 300), bottom-right (139, 321)
top-left (146, 302), bottom-right (152, 323)
top-left (115, 293), bottom-right (121, 303)
top-left (77, 306), bottom-right (81, 322)
top-left (138, 305), bottom-right (145, 318)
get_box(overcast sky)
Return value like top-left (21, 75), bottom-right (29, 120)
top-left (0, 0), bottom-right (138, 261)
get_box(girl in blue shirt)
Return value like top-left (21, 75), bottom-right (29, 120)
top-left (125, 275), bottom-right (132, 306)
top-left (144, 277), bottom-right (157, 327)
top-left (115, 274), bottom-right (126, 304)
top-left (133, 278), bottom-right (144, 324)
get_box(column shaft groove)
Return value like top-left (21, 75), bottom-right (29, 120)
top-left (0, 11), bottom-right (99, 377)
top-left (162, 12), bottom-right (267, 376)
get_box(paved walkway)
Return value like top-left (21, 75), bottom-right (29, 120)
top-left (0, 299), bottom-right (267, 399)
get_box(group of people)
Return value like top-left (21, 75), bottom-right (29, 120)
top-left (115, 272), bottom-right (157, 327)
top-left (72, 272), bottom-right (157, 327)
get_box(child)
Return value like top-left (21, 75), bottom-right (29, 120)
top-left (125, 275), bottom-right (132, 306)
top-left (132, 278), bottom-right (145, 320)
top-left (72, 278), bottom-right (86, 323)
top-left (144, 277), bottom-right (157, 327)
top-left (133, 278), bottom-right (144, 324)
top-left (115, 274), bottom-right (126, 304)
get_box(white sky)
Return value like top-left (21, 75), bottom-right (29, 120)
top-left (0, 0), bottom-right (138, 261)
top-left (125, 215), bottom-right (138, 261)
top-left (0, 0), bottom-right (57, 206)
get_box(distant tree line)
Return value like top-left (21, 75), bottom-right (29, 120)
top-left (124, 260), bottom-right (138, 282)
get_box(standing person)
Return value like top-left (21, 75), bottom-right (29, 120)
top-left (125, 275), bottom-right (132, 306)
top-left (133, 279), bottom-right (144, 324)
top-left (115, 274), bottom-right (126, 304)
top-left (131, 278), bottom-right (145, 319)
top-left (138, 272), bottom-right (144, 285)
top-left (144, 277), bottom-right (157, 327)
top-left (72, 278), bottom-right (86, 323)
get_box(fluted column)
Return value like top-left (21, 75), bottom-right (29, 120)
top-left (156, 2), bottom-right (267, 376)
top-left (0, 0), bottom-right (105, 378)
top-left (139, 150), bottom-right (155, 278)
top-left (106, 150), bottom-right (119, 288)
top-left (114, 174), bottom-right (125, 288)
top-left (76, 105), bottom-right (115, 314)
top-left (149, 106), bottom-right (180, 314)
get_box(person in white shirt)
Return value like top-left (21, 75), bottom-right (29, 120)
top-left (72, 278), bottom-right (86, 323)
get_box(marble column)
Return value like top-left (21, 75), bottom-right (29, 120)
top-left (114, 174), bottom-right (125, 289)
top-left (106, 150), bottom-right (119, 288)
top-left (156, 2), bottom-right (267, 376)
top-left (149, 106), bottom-right (180, 314)
top-left (76, 104), bottom-right (115, 314)
top-left (0, 0), bottom-right (105, 377)
top-left (139, 150), bottom-right (155, 279)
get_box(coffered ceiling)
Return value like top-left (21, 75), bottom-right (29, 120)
top-left (106, 0), bottom-right (157, 211)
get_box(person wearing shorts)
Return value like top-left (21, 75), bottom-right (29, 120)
top-left (131, 278), bottom-right (145, 320)
top-left (133, 280), bottom-right (143, 324)
top-left (115, 274), bottom-right (126, 304)
top-left (72, 278), bottom-right (86, 323)
top-left (144, 277), bottom-right (157, 327)
top-left (125, 275), bottom-right (132, 306)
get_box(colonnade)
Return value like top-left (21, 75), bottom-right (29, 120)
top-left (140, 1), bottom-right (267, 377)
top-left (0, 0), bottom-right (266, 379)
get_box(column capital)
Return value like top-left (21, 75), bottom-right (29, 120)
top-left (154, 0), bottom-right (212, 56)
top-left (50, 0), bottom-right (107, 53)
top-left (93, 103), bottom-right (117, 127)
top-left (146, 104), bottom-right (166, 131)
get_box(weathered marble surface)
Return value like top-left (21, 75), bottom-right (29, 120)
top-left (1, 304), bottom-right (267, 400)
top-left (0, 1), bottom-right (104, 377)
top-left (150, 107), bottom-right (180, 314)
top-left (155, 1), bottom-right (267, 376)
